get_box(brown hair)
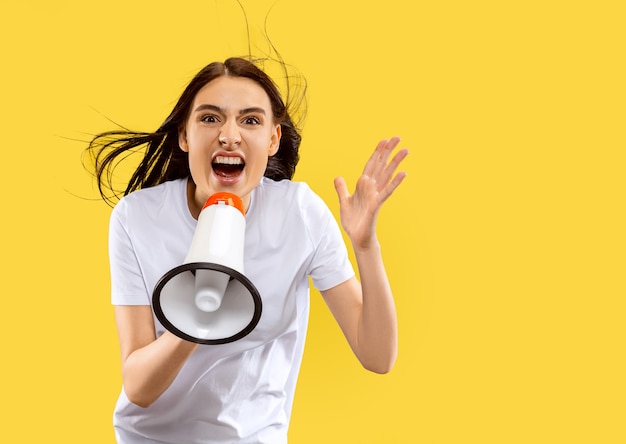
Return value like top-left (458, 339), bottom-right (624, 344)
top-left (85, 57), bottom-right (305, 206)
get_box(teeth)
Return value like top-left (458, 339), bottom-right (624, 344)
top-left (213, 156), bottom-right (244, 165)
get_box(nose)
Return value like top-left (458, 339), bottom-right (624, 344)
top-left (218, 120), bottom-right (241, 147)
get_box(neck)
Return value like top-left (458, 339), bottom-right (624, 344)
top-left (186, 179), bottom-right (202, 220)
top-left (185, 178), bottom-right (251, 219)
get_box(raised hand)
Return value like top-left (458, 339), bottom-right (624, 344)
top-left (333, 136), bottom-right (409, 250)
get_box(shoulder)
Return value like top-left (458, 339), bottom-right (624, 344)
top-left (248, 178), bottom-right (338, 246)
top-left (253, 178), bottom-right (328, 216)
top-left (111, 178), bottom-right (188, 226)
top-left (116, 178), bottom-right (185, 209)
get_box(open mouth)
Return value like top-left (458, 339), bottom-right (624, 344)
top-left (212, 155), bottom-right (244, 178)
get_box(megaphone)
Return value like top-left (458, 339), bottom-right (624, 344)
top-left (152, 192), bottom-right (262, 344)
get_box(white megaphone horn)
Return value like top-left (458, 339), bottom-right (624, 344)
top-left (152, 192), bottom-right (262, 344)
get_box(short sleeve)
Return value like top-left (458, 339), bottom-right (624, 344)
top-left (108, 199), bottom-right (150, 305)
top-left (306, 196), bottom-right (355, 292)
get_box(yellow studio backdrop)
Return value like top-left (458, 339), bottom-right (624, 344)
top-left (0, 0), bottom-right (624, 442)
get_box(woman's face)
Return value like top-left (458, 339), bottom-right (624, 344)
top-left (179, 75), bottom-right (281, 214)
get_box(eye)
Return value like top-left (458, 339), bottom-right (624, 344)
top-left (242, 115), bottom-right (261, 125)
top-left (200, 114), bottom-right (220, 123)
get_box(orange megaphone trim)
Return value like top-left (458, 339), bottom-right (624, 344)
top-left (203, 192), bottom-right (245, 215)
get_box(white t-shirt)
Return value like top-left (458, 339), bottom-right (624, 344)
top-left (109, 177), bottom-right (354, 444)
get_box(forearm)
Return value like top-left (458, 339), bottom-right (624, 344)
top-left (353, 239), bottom-right (398, 373)
top-left (122, 332), bottom-right (198, 407)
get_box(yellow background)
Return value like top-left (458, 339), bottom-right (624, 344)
top-left (1, 0), bottom-right (624, 442)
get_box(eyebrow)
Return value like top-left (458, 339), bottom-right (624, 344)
top-left (193, 104), bottom-right (267, 116)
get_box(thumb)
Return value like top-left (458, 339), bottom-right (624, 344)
top-left (333, 177), bottom-right (349, 202)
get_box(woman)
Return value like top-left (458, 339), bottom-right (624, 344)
top-left (87, 56), bottom-right (408, 443)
